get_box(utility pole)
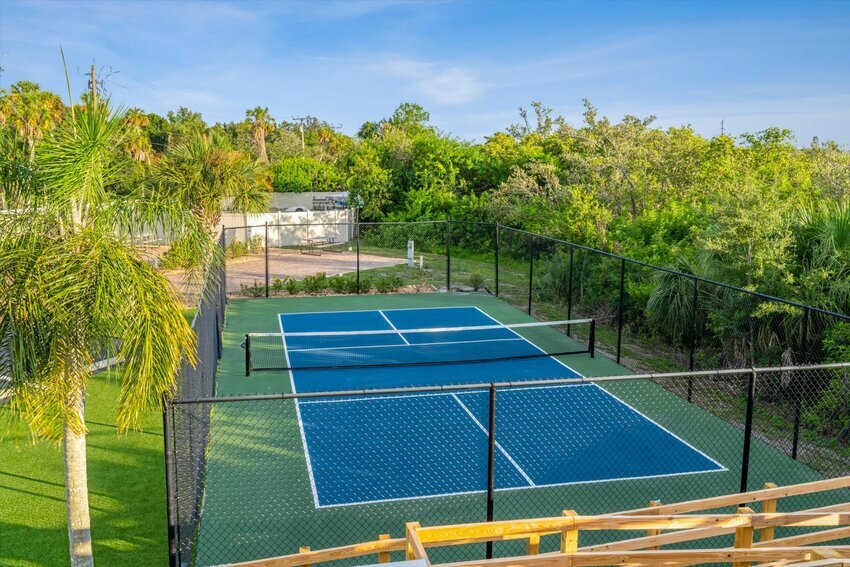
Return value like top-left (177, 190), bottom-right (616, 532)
top-left (89, 62), bottom-right (97, 109)
top-left (720, 119), bottom-right (725, 137)
top-left (292, 116), bottom-right (307, 150)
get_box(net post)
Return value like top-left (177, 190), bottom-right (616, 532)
top-left (355, 221), bottom-right (361, 295)
top-left (740, 369), bottom-right (757, 493)
top-left (566, 245), bottom-right (574, 336)
top-left (792, 307), bottom-right (810, 460)
top-left (245, 334), bottom-right (251, 377)
top-left (616, 258), bottom-right (626, 364)
top-left (264, 222), bottom-right (270, 298)
top-left (494, 223), bottom-right (500, 297)
top-left (589, 319), bottom-right (596, 358)
top-left (485, 383), bottom-right (497, 560)
top-left (527, 236), bottom-right (534, 315)
top-left (446, 220), bottom-right (452, 292)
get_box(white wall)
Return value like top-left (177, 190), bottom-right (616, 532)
top-left (220, 208), bottom-right (355, 246)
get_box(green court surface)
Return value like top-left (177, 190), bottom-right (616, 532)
top-left (187, 293), bottom-right (843, 566)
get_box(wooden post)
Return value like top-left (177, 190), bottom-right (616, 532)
top-left (299, 546), bottom-right (311, 567)
top-left (527, 533), bottom-right (540, 556)
top-left (406, 522), bottom-right (422, 560)
top-left (646, 500), bottom-right (662, 550)
top-left (760, 483), bottom-right (778, 542)
top-left (378, 534), bottom-right (391, 563)
top-left (732, 507), bottom-right (755, 567)
top-left (560, 509), bottom-right (578, 553)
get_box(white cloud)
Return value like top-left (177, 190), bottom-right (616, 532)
top-left (370, 56), bottom-right (485, 105)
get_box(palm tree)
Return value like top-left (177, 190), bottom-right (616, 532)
top-left (0, 81), bottom-right (65, 162)
top-left (0, 99), bottom-right (216, 566)
top-left (122, 108), bottom-right (154, 163)
top-left (153, 132), bottom-right (270, 229)
top-left (245, 106), bottom-right (275, 164)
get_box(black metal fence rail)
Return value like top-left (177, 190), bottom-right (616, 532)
top-left (166, 363), bottom-right (850, 566)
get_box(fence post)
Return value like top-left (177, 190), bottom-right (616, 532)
top-left (792, 308), bottom-right (810, 460)
top-left (485, 383), bottom-right (497, 560)
top-left (688, 278), bottom-right (700, 402)
top-left (589, 319), bottom-right (596, 358)
top-left (566, 245), bottom-right (574, 336)
top-left (446, 220), bottom-right (452, 292)
top-left (616, 258), bottom-right (626, 365)
top-left (220, 230), bottom-right (227, 300)
top-left (559, 509), bottom-right (579, 553)
top-left (162, 401), bottom-right (179, 567)
top-left (527, 236), bottom-right (535, 315)
top-left (494, 223), bottom-right (500, 297)
top-left (356, 222), bottom-right (361, 295)
top-left (244, 334), bottom-right (251, 377)
top-left (378, 534), bottom-right (391, 563)
top-left (264, 222), bottom-right (270, 297)
top-left (740, 370), bottom-right (757, 493)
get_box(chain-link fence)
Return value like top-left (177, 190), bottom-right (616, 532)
top-left (166, 363), bottom-right (850, 566)
top-left (215, 220), bottom-right (849, 373)
top-left (163, 238), bottom-right (226, 566)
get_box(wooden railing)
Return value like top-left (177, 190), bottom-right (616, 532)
top-left (228, 477), bottom-right (850, 567)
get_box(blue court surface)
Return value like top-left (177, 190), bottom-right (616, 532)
top-left (279, 307), bottom-right (726, 508)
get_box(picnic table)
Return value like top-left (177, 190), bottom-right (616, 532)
top-left (299, 235), bottom-right (336, 256)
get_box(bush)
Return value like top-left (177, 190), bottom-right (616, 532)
top-left (329, 275), bottom-right (358, 294)
top-left (375, 274), bottom-right (403, 294)
top-left (359, 275), bottom-right (373, 293)
top-left (302, 272), bottom-right (329, 294)
top-left (240, 280), bottom-right (264, 297)
top-left (226, 240), bottom-right (249, 259)
top-left (270, 157), bottom-right (344, 193)
top-left (271, 277), bottom-right (285, 292)
top-left (284, 277), bottom-right (301, 295)
top-left (468, 271), bottom-right (485, 291)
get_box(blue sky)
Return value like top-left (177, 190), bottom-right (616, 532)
top-left (2, 0), bottom-right (849, 144)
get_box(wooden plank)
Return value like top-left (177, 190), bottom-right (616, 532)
top-left (560, 510), bottom-right (578, 554)
top-left (527, 534), bottom-right (540, 556)
top-left (439, 546), bottom-right (850, 567)
top-left (756, 526), bottom-right (850, 548)
top-left (733, 507), bottom-right (755, 567)
top-left (299, 547), bottom-right (311, 567)
top-left (761, 482), bottom-right (778, 542)
top-left (378, 534), bottom-right (391, 564)
top-left (227, 537), bottom-right (406, 567)
top-left (620, 476), bottom-right (850, 516)
top-left (405, 522), bottom-right (429, 565)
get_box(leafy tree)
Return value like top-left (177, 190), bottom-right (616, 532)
top-left (345, 145), bottom-right (391, 219)
top-left (0, 99), bottom-right (216, 566)
top-left (0, 81), bottom-right (65, 162)
top-left (121, 108), bottom-right (154, 163)
top-left (270, 156), bottom-right (343, 193)
top-left (389, 102), bottom-right (430, 133)
top-left (166, 107), bottom-right (207, 146)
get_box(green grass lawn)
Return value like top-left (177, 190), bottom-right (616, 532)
top-left (0, 371), bottom-right (167, 567)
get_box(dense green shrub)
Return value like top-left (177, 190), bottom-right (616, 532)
top-left (159, 239), bottom-right (199, 269)
top-left (302, 272), bottom-right (329, 294)
top-left (271, 277), bottom-right (285, 292)
top-left (359, 275), bottom-right (373, 293)
top-left (270, 157), bottom-right (343, 193)
top-left (468, 271), bottom-right (485, 291)
top-left (328, 275), bottom-right (358, 294)
top-left (239, 281), bottom-right (264, 297)
top-left (284, 277), bottom-right (301, 295)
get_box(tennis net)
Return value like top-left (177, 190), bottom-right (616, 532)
top-left (245, 318), bottom-right (595, 374)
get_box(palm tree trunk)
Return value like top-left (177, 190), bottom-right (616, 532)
top-left (64, 401), bottom-right (94, 567)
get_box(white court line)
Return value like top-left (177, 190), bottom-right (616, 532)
top-left (450, 394), bottom-right (535, 487)
top-left (288, 337), bottom-right (525, 353)
top-left (378, 310), bottom-right (410, 345)
top-left (278, 305), bottom-right (480, 317)
top-left (470, 306), bottom-right (583, 378)
top-left (277, 314), bottom-right (322, 509)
